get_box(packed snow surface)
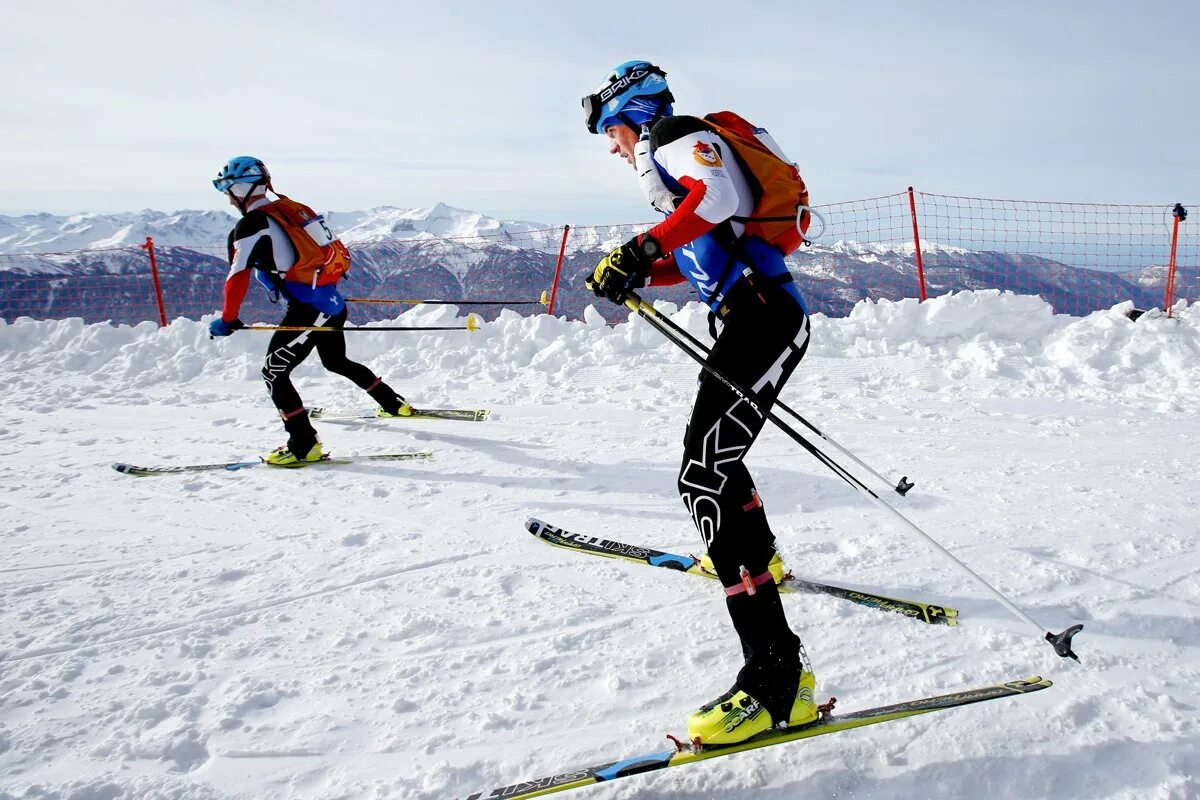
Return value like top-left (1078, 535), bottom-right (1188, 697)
top-left (0, 290), bottom-right (1197, 800)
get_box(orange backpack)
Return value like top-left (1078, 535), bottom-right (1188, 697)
top-left (259, 195), bottom-right (351, 287)
top-left (703, 111), bottom-right (810, 255)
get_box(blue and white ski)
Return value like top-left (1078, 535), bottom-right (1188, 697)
top-left (112, 450), bottom-right (432, 476)
top-left (458, 676), bottom-right (1051, 799)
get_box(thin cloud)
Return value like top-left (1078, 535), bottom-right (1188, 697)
top-left (3, 0), bottom-right (1197, 220)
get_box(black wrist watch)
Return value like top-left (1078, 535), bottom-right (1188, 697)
top-left (638, 234), bottom-right (662, 261)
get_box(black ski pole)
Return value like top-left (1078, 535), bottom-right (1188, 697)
top-left (622, 290), bottom-right (1083, 662)
top-left (629, 295), bottom-right (913, 495)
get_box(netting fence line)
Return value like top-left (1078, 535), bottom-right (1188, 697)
top-left (0, 190), bottom-right (1194, 326)
top-left (909, 191), bottom-right (1197, 318)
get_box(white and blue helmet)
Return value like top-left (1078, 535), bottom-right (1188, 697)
top-left (583, 61), bottom-right (674, 134)
top-left (213, 156), bottom-right (270, 194)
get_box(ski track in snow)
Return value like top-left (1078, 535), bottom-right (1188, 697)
top-left (0, 291), bottom-right (1198, 800)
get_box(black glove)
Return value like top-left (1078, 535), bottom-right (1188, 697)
top-left (585, 234), bottom-right (661, 304)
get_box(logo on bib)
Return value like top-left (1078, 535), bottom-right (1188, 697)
top-left (693, 141), bottom-right (723, 167)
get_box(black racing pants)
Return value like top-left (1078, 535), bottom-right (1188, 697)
top-left (262, 304), bottom-right (404, 451)
top-left (678, 276), bottom-right (811, 722)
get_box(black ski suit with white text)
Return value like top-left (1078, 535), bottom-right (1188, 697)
top-left (640, 114), bottom-right (813, 723)
top-left (222, 205), bottom-right (404, 452)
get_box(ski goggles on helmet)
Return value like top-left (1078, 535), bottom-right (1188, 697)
top-left (582, 64), bottom-right (668, 134)
top-left (213, 176), bottom-right (258, 193)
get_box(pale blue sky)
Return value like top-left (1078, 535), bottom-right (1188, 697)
top-left (3, 0), bottom-right (1196, 223)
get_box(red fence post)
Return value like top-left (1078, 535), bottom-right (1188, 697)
top-left (141, 235), bottom-right (168, 326)
top-left (547, 224), bottom-right (570, 315)
top-left (1164, 203), bottom-right (1186, 318)
top-left (907, 187), bottom-right (928, 302)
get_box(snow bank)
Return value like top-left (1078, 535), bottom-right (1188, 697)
top-left (2, 291), bottom-right (1196, 409)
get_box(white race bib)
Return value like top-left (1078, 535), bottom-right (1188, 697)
top-left (302, 215), bottom-right (337, 247)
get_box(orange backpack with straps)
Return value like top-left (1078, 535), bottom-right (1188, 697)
top-left (703, 111), bottom-right (810, 256)
top-left (259, 195), bottom-right (351, 287)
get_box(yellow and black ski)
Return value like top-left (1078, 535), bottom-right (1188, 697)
top-left (526, 518), bottom-right (958, 626)
top-left (310, 406), bottom-right (489, 422)
top-left (458, 676), bottom-right (1051, 799)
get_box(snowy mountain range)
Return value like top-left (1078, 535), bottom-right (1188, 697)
top-left (0, 203), bottom-right (554, 255)
top-left (0, 204), bottom-right (1191, 324)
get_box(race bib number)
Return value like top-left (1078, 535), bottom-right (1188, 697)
top-left (302, 215), bottom-right (337, 247)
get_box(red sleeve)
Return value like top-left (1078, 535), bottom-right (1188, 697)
top-left (644, 176), bottom-right (720, 253)
top-left (647, 252), bottom-right (686, 286)
top-left (221, 269), bottom-right (252, 322)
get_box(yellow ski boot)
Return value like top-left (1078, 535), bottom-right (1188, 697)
top-left (263, 440), bottom-right (324, 467)
top-left (376, 402), bottom-right (414, 418)
top-left (699, 551), bottom-right (788, 584)
top-left (686, 668), bottom-right (818, 747)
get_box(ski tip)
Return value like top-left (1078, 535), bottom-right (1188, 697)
top-left (525, 517), bottom-right (544, 534)
top-left (927, 604), bottom-right (959, 626)
top-left (113, 463), bottom-right (165, 477)
top-left (112, 464), bottom-right (159, 477)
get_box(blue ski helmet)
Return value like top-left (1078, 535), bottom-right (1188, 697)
top-left (582, 61), bottom-right (674, 134)
top-left (213, 156), bottom-right (270, 193)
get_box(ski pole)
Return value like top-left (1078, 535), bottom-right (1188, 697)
top-left (245, 313), bottom-right (481, 333)
top-left (346, 297), bottom-right (541, 306)
top-left (628, 295), bottom-right (913, 496)
top-left (622, 290), bottom-right (1083, 662)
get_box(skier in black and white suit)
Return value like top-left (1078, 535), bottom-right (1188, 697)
top-left (582, 61), bottom-right (817, 746)
top-left (209, 156), bottom-right (410, 465)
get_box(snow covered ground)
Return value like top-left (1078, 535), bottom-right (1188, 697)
top-left (1, 290), bottom-right (1197, 800)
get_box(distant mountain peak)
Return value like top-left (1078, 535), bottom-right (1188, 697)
top-left (0, 204), bottom-right (551, 255)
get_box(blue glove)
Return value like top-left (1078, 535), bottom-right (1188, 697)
top-left (208, 318), bottom-right (244, 337)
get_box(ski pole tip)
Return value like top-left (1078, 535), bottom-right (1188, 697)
top-left (895, 476), bottom-right (915, 496)
top-left (1046, 624), bottom-right (1084, 662)
top-left (466, 314), bottom-right (481, 332)
top-left (539, 289), bottom-right (550, 306)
